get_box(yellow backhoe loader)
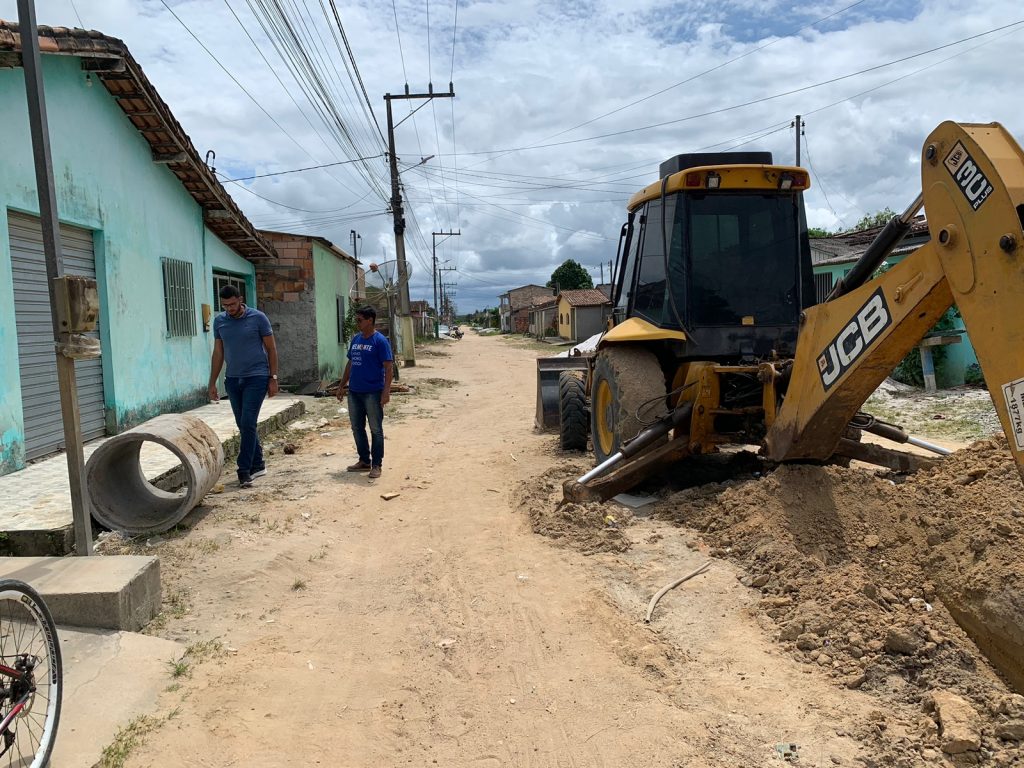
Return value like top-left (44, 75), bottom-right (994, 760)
top-left (540, 121), bottom-right (1024, 502)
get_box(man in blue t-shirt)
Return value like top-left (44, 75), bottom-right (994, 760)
top-left (208, 285), bottom-right (279, 487)
top-left (337, 305), bottom-right (393, 479)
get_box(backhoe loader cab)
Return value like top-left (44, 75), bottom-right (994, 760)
top-left (610, 151), bottom-right (816, 360)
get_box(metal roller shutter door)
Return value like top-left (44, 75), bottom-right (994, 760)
top-left (8, 211), bottom-right (106, 458)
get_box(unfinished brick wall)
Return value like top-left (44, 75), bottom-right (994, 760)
top-left (256, 236), bottom-right (318, 385)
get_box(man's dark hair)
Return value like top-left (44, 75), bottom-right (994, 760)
top-left (356, 305), bottom-right (376, 322)
top-left (219, 285), bottom-right (241, 300)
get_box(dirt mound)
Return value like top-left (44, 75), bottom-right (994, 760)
top-left (650, 438), bottom-right (1024, 764)
top-left (515, 460), bottom-right (632, 554)
top-left (518, 439), bottom-right (1024, 764)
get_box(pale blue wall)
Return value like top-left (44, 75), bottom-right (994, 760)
top-left (0, 55), bottom-right (256, 472)
top-left (313, 241), bottom-right (351, 380)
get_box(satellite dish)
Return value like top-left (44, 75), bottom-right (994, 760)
top-left (348, 259), bottom-right (410, 303)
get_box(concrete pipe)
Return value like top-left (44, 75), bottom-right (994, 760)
top-left (86, 413), bottom-right (224, 535)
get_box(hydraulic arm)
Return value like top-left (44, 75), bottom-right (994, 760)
top-left (765, 121), bottom-right (1024, 484)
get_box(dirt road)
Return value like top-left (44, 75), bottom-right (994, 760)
top-left (114, 332), bottom-right (1022, 767)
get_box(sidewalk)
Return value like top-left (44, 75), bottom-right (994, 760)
top-left (0, 396), bottom-right (304, 554)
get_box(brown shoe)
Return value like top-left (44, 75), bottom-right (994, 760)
top-left (347, 461), bottom-right (371, 472)
top-left (368, 466), bottom-right (382, 479)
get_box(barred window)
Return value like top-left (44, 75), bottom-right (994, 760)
top-left (813, 272), bottom-right (834, 304)
top-left (162, 257), bottom-right (196, 337)
top-left (213, 271), bottom-right (247, 305)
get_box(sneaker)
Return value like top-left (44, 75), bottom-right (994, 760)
top-left (238, 473), bottom-right (253, 488)
top-left (368, 466), bottom-right (382, 479)
top-left (347, 461), bottom-right (372, 472)
top-left (250, 468), bottom-right (267, 480)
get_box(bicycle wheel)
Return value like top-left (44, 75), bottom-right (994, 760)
top-left (0, 580), bottom-right (61, 768)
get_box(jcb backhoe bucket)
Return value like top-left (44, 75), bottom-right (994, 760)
top-left (535, 356), bottom-right (589, 432)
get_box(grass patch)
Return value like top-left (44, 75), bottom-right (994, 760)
top-left (863, 386), bottom-right (1000, 442)
top-left (185, 638), bottom-right (224, 662)
top-left (167, 659), bottom-right (190, 679)
top-left (144, 586), bottom-right (191, 634)
top-left (291, 578), bottom-right (307, 591)
top-left (98, 715), bottom-right (166, 768)
top-left (419, 377), bottom-right (459, 388)
top-left (308, 545), bottom-right (329, 562)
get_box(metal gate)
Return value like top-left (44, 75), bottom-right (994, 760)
top-left (8, 211), bottom-right (106, 459)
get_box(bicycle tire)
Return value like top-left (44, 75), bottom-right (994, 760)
top-left (0, 579), bottom-right (62, 768)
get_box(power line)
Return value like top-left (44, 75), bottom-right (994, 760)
top-left (447, 19), bottom-right (1024, 158)
top-left (326, 0), bottom-right (388, 146)
top-left (67, 0), bottom-right (84, 28)
top-left (245, 0), bottom-right (391, 201)
top-left (220, 154), bottom-right (385, 182)
top-left (800, 134), bottom-right (847, 230)
top-left (466, 0), bottom-right (871, 168)
top-left (158, 0), bottom-right (360, 197)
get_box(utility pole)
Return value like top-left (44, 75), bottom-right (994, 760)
top-left (792, 115), bottom-right (803, 166)
top-left (432, 230), bottom-right (459, 338)
top-left (18, 0), bottom-right (95, 555)
top-left (439, 268), bottom-right (457, 327)
top-left (349, 229), bottom-right (361, 300)
top-left (384, 82), bottom-right (455, 365)
top-left (349, 229), bottom-right (361, 262)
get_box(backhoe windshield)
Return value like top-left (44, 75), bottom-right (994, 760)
top-left (686, 193), bottom-right (802, 326)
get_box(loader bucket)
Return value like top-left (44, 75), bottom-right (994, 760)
top-left (535, 356), bottom-right (589, 432)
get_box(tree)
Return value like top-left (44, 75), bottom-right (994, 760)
top-left (808, 227), bottom-right (832, 239)
top-left (849, 208), bottom-right (896, 232)
top-left (547, 259), bottom-right (593, 291)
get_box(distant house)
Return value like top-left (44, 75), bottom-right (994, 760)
top-left (557, 289), bottom-right (611, 342)
top-left (810, 217), bottom-right (978, 386)
top-left (256, 230), bottom-right (360, 387)
top-left (409, 300), bottom-right (433, 337)
top-left (528, 295), bottom-right (558, 337)
top-left (0, 21), bottom-right (276, 476)
top-left (499, 284), bottom-right (553, 333)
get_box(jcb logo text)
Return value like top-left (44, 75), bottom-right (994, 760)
top-left (817, 289), bottom-right (892, 391)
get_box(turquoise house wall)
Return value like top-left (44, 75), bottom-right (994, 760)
top-left (0, 218), bottom-right (24, 474)
top-left (812, 254), bottom-right (978, 387)
top-left (0, 55), bottom-right (255, 472)
top-left (312, 242), bottom-right (349, 380)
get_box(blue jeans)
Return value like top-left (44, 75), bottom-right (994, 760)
top-left (348, 390), bottom-right (384, 467)
top-left (225, 375), bottom-right (268, 478)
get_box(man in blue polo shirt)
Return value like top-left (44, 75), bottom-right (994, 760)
top-left (337, 305), bottom-right (393, 479)
top-left (208, 285), bottom-right (279, 487)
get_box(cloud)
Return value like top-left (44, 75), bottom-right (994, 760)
top-left (4, 0), bottom-right (1023, 310)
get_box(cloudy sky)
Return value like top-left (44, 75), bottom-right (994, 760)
top-left (4, 0), bottom-right (1023, 312)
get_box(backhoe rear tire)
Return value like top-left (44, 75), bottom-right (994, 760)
top-left (590, 346), bottom-right (668, 464)
top-left (558, 372), bottom-right (589, 451)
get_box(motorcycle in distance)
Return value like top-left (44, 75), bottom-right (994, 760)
top-left (448, 325), bottom-right (464, 339)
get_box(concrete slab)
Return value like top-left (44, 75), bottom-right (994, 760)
top-left (0, 397), bottom-right (304, 554)
top-left (52, 626), bottom-right (184, 768)
top-left (0, 556), bottom-right (160, 631)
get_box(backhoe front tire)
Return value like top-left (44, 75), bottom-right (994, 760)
top-left (558, 372), bottom-right (589, 451)
top-left (590, 346), bottom-right (668, 464)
